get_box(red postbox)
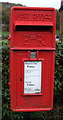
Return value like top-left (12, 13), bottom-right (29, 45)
top-left (9, 7), bottom-right (56, 112)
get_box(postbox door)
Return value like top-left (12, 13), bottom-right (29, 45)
top-left (10, 50), bottom-right (55, 111)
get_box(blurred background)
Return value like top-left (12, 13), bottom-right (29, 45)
top-left (1, 0), bottom-right (63, 120)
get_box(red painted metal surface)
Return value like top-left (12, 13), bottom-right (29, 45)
top-left (9, 7), bottom-right (56, 112)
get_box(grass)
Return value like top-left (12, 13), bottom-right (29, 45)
top-left (56, 30), bottom-right (60, 35)
top-left (2, 31), bottom-right (9, 36)
top-left (0, 31), bottom-right (9, 37)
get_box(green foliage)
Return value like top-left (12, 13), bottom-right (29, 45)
top-left (2, 40), bottom-right (23, 120)
top-left (2, 39), bottom-right (63, 120)
top-left (2, 31), bottom-right (9, 40)
top-left (55, 41), bottom-right (63, 104)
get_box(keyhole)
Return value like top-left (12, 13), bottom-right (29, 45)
top-left (20, 78), bottom-right (22, 81)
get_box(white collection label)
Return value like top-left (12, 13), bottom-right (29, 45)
top-left (24, 61), bottom-right (42, 94)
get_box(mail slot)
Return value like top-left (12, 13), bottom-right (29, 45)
top-left (9, 7), bottom-right (56, 112)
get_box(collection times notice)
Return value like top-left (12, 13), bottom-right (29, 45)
top-left (24, 61), bottom-right (42, 94)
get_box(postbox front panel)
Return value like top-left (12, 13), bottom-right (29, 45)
top-left (10, 50), bottom-right (55, 111)
top-left (9, 7), bottom-right (56, 111)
